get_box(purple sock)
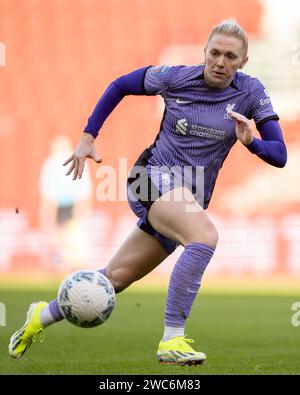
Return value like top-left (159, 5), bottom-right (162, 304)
top-left (49, 299), bottom-right (64, 321)
top-left (165, 242), bottom-right (215, 327)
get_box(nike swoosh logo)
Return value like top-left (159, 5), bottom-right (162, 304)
top-left (176, 99), bottom-right (193, 105)
top-left (187, 288), bottom-right (198, 293)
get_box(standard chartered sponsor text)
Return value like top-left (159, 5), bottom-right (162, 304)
top-left (191, 124), bottom-right (225, 140)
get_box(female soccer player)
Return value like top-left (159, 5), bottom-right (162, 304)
top-left (9, 19), bottom-right (287, 365)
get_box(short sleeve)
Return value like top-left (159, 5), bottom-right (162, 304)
top-left (144, 65), bottom-right (175, 96)
top-left (248, 79), bottom-right (279, 128)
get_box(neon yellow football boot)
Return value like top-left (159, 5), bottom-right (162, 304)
top-left (157, 336), bottom-right (206, 366)
top-left (8, 301), bottom-right (48, 358)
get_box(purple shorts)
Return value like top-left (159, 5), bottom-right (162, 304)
top-left (127, 164), bottom-right (179, 255)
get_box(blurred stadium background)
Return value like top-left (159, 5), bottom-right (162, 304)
top-left (0, 0), bottom-right (299, 290)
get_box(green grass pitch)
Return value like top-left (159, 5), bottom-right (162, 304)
top-left (0, 288), bottom-right (299, 375)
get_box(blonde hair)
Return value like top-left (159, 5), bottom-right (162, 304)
top-left (207, 18), bottom-right (248, 54)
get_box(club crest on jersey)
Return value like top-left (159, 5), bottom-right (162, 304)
top-left (224, 103), bottom-right (236, 119)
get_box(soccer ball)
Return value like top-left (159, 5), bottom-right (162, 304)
top-left (57, 270), bottom-right (116, 328)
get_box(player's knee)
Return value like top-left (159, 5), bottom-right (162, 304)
top-left (106, 268), bottom-right (132, 294)
top-left (106, 274), bottom-right (127, 294)
top-left (203, 222), bottom-right (219, 248)
top-left (184, 221), bottom-right (218, 248)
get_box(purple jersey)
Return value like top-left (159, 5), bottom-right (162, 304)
top-left (140, 64), bottom-right (279, 208)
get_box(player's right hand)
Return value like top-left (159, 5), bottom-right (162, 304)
top-left (63, 132), bottom-right (102, 180)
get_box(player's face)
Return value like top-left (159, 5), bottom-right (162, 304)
top-left (204, 33), bottom-right (248, 88)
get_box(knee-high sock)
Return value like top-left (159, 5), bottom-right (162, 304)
top-left (165, 242), bottom-right (215, 328)
top-left (48, 299), bottom-right (64, 322)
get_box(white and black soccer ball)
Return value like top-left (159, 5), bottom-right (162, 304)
top-left (57, 270), bottom-right (116, 328)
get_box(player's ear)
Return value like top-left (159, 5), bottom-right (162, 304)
top-left (239, 55), bottom-right (249, 69)
top-left (203, 45), bottom-right (208, 64)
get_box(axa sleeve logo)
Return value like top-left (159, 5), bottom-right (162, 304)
top-left (176, 119), bottom-right (188, 135)
top-left (260, 88), bottom-right (271, 106)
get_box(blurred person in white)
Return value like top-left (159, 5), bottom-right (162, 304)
top-left (39, 135), bottom-right (92, 270)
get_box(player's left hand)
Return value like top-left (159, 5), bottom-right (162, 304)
top-left (229, 110), bottom-right (253, 146)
